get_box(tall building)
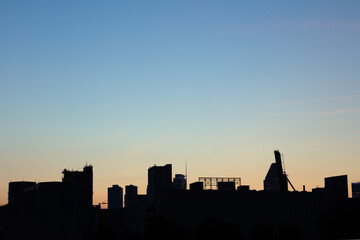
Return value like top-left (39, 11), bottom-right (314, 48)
top-left (62, 165), bottom-right (93, 208)
top-left (325, 175), bottom-right (348, 198)
top-left (352, 182), bottom-right (360, 198)
top-left (108, 185), bottom-right (123, 210)
top-left (172, 174), bottom-right (186, 190)
top-left (147, 164), bottom-right (172, 206)
top-left (125, 185), bottom-right (138, 209)
top-left (62, 165), bottom-right (94, 239)
top-left (264, 151), bottom-right (288, 192)
top-left (6, 165), bottom-right (95, 240)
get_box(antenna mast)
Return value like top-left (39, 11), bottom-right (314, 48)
top-left (185, 162), bottom-right (188, 190)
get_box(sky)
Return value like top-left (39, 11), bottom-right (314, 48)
top-left (1, 1), bottom-right (360, 205)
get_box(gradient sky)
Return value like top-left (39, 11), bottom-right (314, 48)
top-left (1, 1), bottom-right (360, 205)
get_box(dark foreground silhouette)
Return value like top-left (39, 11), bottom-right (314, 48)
top-left (1, 151), bottom-right (359, 240)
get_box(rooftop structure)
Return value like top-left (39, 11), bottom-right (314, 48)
top-left (198, 177), bottom-right (241, 190)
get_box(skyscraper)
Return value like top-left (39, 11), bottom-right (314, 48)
top-left (108, 185), bottom-right (123, 210)
top-left (62, 165), bottom-right (93, 207)
top-left (352, 182), bottom-right (360, 198)
top-left (172, 174), bottom-right (186, 190)
top-left (325, 175), bottom-right (348, 198)
top-left (125, 184), bottom-right (138, 209)
top-left (351, 182), bottom-right (360, 198)
top-left (147, 164), bottom-right (172, 206)
top-left (6, 165), bottom-right (95, 240)
top-left (264, 151), bottom-right (288, 192)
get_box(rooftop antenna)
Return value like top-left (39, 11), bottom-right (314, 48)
top-left (185, 161), bottom-right (188, 190)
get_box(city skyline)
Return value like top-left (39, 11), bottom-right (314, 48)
top-left (2, 161), bottom-right (356, 239)
top-left (0, 149), bottom-right (357, 205)
top-left (1, 1), bottom-right (360, 205)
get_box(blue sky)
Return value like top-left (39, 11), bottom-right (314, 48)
top-left (1, 1), bottom-right (360, 204)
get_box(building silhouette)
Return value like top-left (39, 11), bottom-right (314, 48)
top-left (190, 181), bottom-right (203, 191)
top-left (8, 181), bottom-right (36, 204)
top-left (125, 184), bottom-right (138, 209)
top-left (108, 184), bottom-right (123, 210)
top-left (264, 150), bottom-right (288, 192)
top-left (352, 182), bottom-right (360, 198)
top-left (3, 165), bottom-right (95, 240)
top-left (147, 164), bottom-right (172, 206)
top-left (325, 175), bottom-right (348, 198)
top-left (217, 181), bottom-right (235, 191)
top-left (172, 174), bottom-right (186, 190)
